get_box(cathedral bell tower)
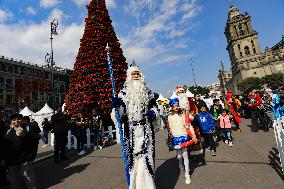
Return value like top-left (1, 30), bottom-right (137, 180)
top-left (225, 5), bottom-right (261, 80)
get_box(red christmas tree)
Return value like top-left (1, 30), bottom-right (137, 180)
top-left (65, 0), bottom-right (127, 117)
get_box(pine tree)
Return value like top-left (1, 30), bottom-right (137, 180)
top-left (65, 0), bottom-right (127, 117)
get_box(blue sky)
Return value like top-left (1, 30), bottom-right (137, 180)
top-left (0, 0), bottom-right (283, 96)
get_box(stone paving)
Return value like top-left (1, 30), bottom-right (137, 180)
top-left (34, 119), bottom-right (284, 189)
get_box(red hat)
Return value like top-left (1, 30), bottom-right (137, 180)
top-left (176, 86), bottom-right (185, 93)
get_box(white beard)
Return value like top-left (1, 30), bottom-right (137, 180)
top-left (178, 93), bottom-right (189, 109)
top-left (125, 79), bottom-right (149, 122)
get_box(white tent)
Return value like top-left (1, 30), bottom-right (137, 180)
top-left (20, 106), bottom-right (34, 117)
top-left (170, 91), bottom-right (178, 99)
top-left (186, 90), bottom-right (194, 98)
top-left (33, 103), bottom-right (54, 129)
top-left (34, 103), bottom-right (54, 115)
top-left (157, 94), bottom-right (166, 101)
top-left (62, 103), bottom-right (66, 112)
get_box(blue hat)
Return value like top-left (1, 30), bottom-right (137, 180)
top-left (169, 98), bottom-right (179, 106)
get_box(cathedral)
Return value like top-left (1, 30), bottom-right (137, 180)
top-left (219, 4), bottom-right (284, 95)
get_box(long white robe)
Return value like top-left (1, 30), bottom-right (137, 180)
top-left (112, 89), bottom-right (156, 189)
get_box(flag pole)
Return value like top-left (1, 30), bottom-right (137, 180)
top-left (106, 43), bottom-right (130, 186)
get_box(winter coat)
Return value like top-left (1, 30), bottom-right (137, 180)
top-left (3, 128), bottom-right (33, 165)
top-left (0, 120), bottom-right (6, 160)
top-left (23, 123), bottom-right (41, 162)
top-left (51, 113), bottom-right (69, 133)
top-left (273, 95), bottom-right (284, 119)
top-left (248, 94), bottom-right (262, 109)
top-left (210, 105), bottom-right (223, 119)
top-left (42, 120), bottom-right (52, 131)
top-left (218, 115), bottom-right (232, 129)
top-left (197, 112), bottom-right (215, 134)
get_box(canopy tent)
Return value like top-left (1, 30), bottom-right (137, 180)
top-left (20, 106), bottom-right (34, 117)
top-left (34, 103), bottom-right (53, 115)
top-left (33, 103), bottom-right (54, 129)
top-left (186, 90), bottom-right (194, 98)
top-left (157, 94), bottom-right (166, 101)
top-left (170, 91), bottom-right (178, 99)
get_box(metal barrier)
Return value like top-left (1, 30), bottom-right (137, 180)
top-left (50, 127), bottom-right (116, 150)
top-left (273, 118), bottom-right (284, 175)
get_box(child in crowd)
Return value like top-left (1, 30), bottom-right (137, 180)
top-left (197, 106), bottom-right (216, 156)
top-left (219, 110), bottom-right (234, 147)
top-left (75, 113), bottom-right (87, 156)
top-left (210, 99), bottom-right (223, 141)
top-left (167, 98), bottom-right (198, 185)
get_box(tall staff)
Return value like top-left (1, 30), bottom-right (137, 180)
top-left (106, 43), bottom-right (130, 186)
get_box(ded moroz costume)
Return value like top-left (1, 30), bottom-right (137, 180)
top-left (112, 64), bottom-right (157, 189)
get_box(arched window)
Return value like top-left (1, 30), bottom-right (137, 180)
top-left (238, 24), bottom-right (245, 36)
top-left (244, 46), bottom-right (250, 55)
top-left (234, 25), bottom-right (238, 36)
top-left (251, 40), bottom-right (255, 47)
top-left (238, 44), bottom-right (241, 50)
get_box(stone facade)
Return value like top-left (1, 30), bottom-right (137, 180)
top-left (207, 82), bottom-right (221, 96)
top-left (0, 56), bottom-right (72, 112)
top-left (218, 60), bottom-right (233, 96)
top-left (223, 5), bottom-right (284, 94)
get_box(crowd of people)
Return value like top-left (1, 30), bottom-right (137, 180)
top-left (0, 66), bottom-right (283, 188)
top-left (158, 85), bottom-right (284, 185)
top-left (0, 106), bottom-right (117, 189)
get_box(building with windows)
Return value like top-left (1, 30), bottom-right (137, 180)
top-left (218, 61), bottom-right (233, 96)
top-left (220, 5), bottom-right (284, 94)
top-left (207, 82), bottom-right (221, 96)
top-left (0, 56), bottom-right (72, 112)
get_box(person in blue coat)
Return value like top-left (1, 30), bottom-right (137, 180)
top-left (273, 94), bottom-right (284, 119)
top-left (197, 106), bottom-right (216, 156)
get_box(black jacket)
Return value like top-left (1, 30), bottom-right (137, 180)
top-left (22, 123), bottom-right (41, 161)
top-left (42, 120), bottom-right (51, 131)
top-left (210, 105), bottom-right (223, 119)
top-left (51, 113), bottom-right (69, 133)
top-left (0, 120), bottom-right (6, 160)
top-left (3, 128), bottom-right (33, 165)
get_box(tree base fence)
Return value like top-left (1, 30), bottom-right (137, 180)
top-left (50, 126), bottom-right (117, 150)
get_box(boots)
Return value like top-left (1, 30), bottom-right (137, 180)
top-left (185, 174), bottom-right (191, 184)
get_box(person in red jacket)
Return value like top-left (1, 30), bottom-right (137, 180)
top-left (225, 92), bottom-right (241, 134)
top-left (248, 90), bottom-right (269, 132)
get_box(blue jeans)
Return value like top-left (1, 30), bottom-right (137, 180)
top-left (42, 130), bottom-right (49, 144)
top-left (93, 131), bottom-right (102, 147)
top-left (221, 128), bottom-right (232, 141)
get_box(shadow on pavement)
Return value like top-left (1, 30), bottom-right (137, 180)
top-left (35, 150), bottom-right (91, 189)
top-left (156, 158), bottom-right (180, 189)
top-left (155, 155), bottom-right (206, 189)
top-left (268, 147), bottom-right (284, 180)
top-left (189, 154), bottom-right (206, 176)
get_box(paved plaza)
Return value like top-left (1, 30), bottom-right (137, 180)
top-left (34, 119), bottom-right (284, 189)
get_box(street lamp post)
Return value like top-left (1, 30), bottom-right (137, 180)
top-left (188, 58), bottom-right (198, 92)
top-left (45, 19), bottom-right (58, 114)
